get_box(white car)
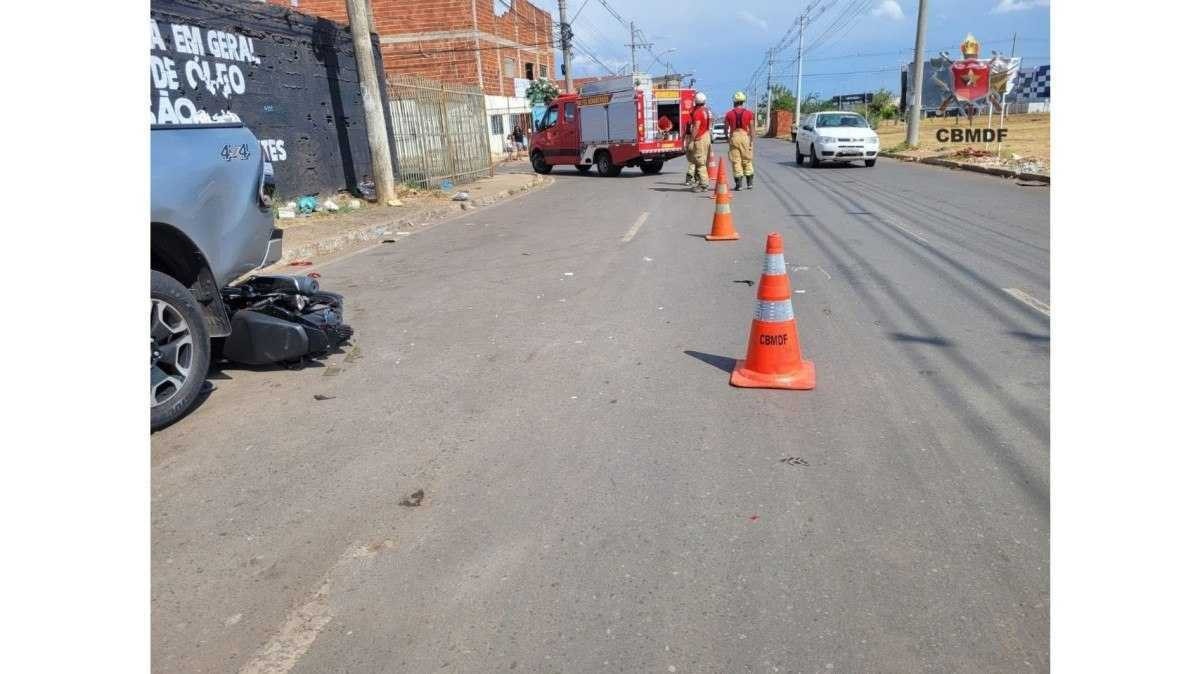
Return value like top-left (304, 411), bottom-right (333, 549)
top-left (795, 111), bottom-right (880, 167)
top-left (711, 121), bottom-right (729, 142)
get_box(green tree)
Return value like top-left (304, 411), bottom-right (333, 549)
top-left (525, 77), bottom-right (560, 106)
top-left (867, 88), bottom-right (898, 122)
top-left (758, 84), bottom-right (797, 115)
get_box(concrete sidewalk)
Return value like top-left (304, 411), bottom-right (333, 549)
top-left (266, 170), bottom-right (549, 269)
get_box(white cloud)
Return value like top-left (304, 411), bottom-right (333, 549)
top-left (736, 10), bottom-right (769, 31)
top-left (992, 0), bottom-right (1050, 13)
top-left (872, 0), bottom-right (905, 21)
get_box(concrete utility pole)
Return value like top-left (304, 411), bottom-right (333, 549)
top-left (904, 0), bottom-right (929, 147)
top-left (345, 0), bottom-right (395, 202)
top-left (794, 16), bottom-right (805, 116)
top-left (765, 48), bottom-right (775, 126)
top-left (557, 0), bottom-right (574, 92)
top-left (630, 22), bottom-right (637, 74)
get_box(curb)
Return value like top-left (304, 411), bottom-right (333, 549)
top-left (878, 151), bottom-right (1050, 183)
top-left (277, 174), bottom-right (551, 263)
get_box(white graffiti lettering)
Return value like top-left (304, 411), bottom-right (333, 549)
top-left (259, 139), bottom-right (288, 162)
top-left (150, 20), bottom-right (166, 52)
top-left (150, 56), bottom-right (179, 90)
top-left (170, 23), bottom-right (205, 57)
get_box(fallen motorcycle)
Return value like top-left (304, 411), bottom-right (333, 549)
top-left (218, 275), bottom-right (353, 366)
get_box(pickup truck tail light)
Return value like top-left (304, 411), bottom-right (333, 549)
top-left (258, 157), bottom-right (276, 208)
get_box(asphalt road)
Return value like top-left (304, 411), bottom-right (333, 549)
top-left (152, 139), bottom-right (1050, 673)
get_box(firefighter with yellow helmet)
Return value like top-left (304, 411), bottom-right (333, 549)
top-left (684, 92), bottom-right (713, 192)
top-left (724, 91), bottom-right (756, 190)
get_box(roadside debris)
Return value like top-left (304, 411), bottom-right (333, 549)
top-left (399, 489), bottom-right (425, 507)
top-left (733, 279), bottom-right (755, 286)
top-left (287, 260), bottom-right (313, 267)
top-left (387, 198), bottom-right (405, 207)
top-left (452, 191), bottom-right (470, 201)
top-left (277, 208), bottom-right (296, 219)
top-left (348, 199), bottom-right (362, 210)
top-left (313, 394), bottom-right (336, 401)
top-left (322, 199), bottom-right (340, 212)
top-left (780, 456), bottom-right (809, 466)
top-left (297, 196), bottom-right (319, 214)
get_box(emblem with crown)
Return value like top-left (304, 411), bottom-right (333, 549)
top-left (960, 33), bottom-right (981, 60)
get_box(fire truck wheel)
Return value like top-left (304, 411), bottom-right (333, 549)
top-left (574, 164), bottom-right (592, 173)
top-left (595, 151), bottom-right (622, 177)
top-left (639, 160), bottom-right (664, 175)
top-left (531, 151), bottom-right (552, 174)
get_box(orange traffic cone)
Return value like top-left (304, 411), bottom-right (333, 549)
top-left (711, 155), bottom-right (730, 199)
top-left (706, 147), bottom-right (719, 183)
top-left (706, 160), bottom-right (740, 241)
top-left (731, 232), bottom-right (815, 389)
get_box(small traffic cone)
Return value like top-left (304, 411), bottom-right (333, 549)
top-left (731, 232), bottom-right (815, 390)
top-left (706, 148), bottom-right (719, 183)
top-left (705, 160), bottom-right (740, 241)
top-left (711, 155), bottom-right (731, 199)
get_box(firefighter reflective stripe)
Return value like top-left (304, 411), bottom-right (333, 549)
top-left (762, 253), bottom-right (786, 275)
top-left (755, 299), bottom-right (795, 322)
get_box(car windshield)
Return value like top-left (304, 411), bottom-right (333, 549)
top-left (817, 114), bottom-right (869, 128)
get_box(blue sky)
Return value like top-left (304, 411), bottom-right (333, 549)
top-left (526, 0), bottom-right (1050, 107)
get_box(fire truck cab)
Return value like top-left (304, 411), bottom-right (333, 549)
top-left (530, 76), bottom-right (696, 177)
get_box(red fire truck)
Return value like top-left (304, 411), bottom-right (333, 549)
top-left (530, 76), bottom-right (697, 177)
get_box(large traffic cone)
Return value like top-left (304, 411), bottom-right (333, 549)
top-left (706, 160), bottom-right (740, 241)
top-left (706, 147), bottom-right (719, 183)
top-left (731, 232), bottom-right (815, 389)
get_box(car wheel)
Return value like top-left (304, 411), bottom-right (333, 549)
top-left (795, 144), bottom-right (804, 166)
top-left (809, 145), bottom-right (821, 168)
top-left (574, 163), bottom-right (592, 173)
top-left (531, 151), bottom-right (552, 174)
top-left (865, 159), bottom-right (876, 167)
top-left (596, 151), bottom-right (621, 177)
top-left (640, 160), bottom-right (664, 175)
top-left (151, 270), bottom-right (211, 430)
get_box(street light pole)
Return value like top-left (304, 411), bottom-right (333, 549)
top-left (794, 15), bottom-right (805, 116)
top-left (905, 0), bottom-right (929, 147)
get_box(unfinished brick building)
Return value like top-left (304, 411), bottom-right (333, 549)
top-left (273, 0), bottom-right (557, 155)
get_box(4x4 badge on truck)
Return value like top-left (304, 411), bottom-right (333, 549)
top-left (220, 144), bottom-right (251, 161)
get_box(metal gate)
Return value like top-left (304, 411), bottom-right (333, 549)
top-left (385, 74), bottom-right (492, 189)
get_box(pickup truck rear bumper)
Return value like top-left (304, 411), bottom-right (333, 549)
top-left (262, 227), bottom-right (283, 267)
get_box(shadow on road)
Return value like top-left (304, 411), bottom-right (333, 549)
top-left (684, 350), bottom-right (737, 373)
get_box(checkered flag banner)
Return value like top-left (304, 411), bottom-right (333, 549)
top-left (1011, 65), bottom-right (1051, 102)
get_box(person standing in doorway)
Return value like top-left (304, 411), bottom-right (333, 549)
top-left (511, 124), bottom-right (526, 158)
top-left (724, 91), bottom-right (756, 190)
top-left (684, 92), bottom-right (712, 192)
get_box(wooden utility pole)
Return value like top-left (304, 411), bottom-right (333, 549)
top-left (346, 0), bottom-right (395, 202)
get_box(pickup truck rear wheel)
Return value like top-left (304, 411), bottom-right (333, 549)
top-left (595, 151), bottom-right (622, 177)
top-left (151, 270), bottom-right (211, 430)
top-left (639, 160), bottom-right (664, 175)
top-left (531, 151), bottom-right (552, 174)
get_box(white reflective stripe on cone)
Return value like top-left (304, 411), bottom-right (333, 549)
top-left (762, 253), bottom-right (786, 275)
top-left (754, 299), bottom-right (795, 322)
top-left (715, 203), bottom-right (731, 214)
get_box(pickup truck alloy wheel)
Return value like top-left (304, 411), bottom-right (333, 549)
top-left (151, 270), bottom-right (211, 430)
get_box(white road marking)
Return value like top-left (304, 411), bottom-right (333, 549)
top-left (238, 542), bottom-right (390, 674)
top-left (1003, 288), bottom-right (1051, 317)
top-left (817, 265), bottom-right (832, 281)
top-left (622, 211), bottom-right (650, 242)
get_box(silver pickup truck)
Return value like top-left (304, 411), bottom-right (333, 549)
top-left (151, 123), bottom-right (351, 429)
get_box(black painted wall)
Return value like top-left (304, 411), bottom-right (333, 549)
top-left (150, 0), bottom-right (397, 198)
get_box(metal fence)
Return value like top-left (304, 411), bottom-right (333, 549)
top-left (385, 74), bottom-right (492, 189)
